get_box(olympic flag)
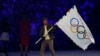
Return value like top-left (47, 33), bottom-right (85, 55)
top-left (56, 5), bottom-right (95, 50)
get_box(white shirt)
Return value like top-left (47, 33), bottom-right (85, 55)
top-left (44, 25), bottom-right (50, 40)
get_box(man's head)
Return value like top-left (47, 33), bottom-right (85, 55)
top-left (43, 18), bottom-right (48, 25)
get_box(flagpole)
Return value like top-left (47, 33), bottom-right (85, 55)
top-left (35, 25), bottom-right (55, 44)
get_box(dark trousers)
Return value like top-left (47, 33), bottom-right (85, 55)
top-left (40, 40), bottom-right (55, 56)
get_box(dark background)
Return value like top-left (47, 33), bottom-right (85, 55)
top-left (0, 0), bottom-right (100, 52)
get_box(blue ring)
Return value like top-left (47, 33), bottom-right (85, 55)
top-left (70, 18), bottom-right (79, 27)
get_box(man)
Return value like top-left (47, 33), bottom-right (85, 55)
top-left (19, 16), bottom-right (30, 56)
top-left (39, 18), bottom-right (56, 56)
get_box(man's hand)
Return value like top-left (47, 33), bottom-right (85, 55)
top-left (43, 33), bottom-right (48, 37)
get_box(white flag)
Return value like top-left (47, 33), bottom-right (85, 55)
top-left (56, 5), bottom-right (95, 50)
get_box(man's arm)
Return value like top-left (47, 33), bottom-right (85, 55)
top-left (39, 26), bottom-right (43, 37)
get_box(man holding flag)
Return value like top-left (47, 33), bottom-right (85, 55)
top-left (39, 18), bottom-right (56, 56)
top-left (35, 5), bottom-right (95, 51)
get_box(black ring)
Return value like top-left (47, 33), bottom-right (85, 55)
top-left (77, 25), bottom-right (85, 34)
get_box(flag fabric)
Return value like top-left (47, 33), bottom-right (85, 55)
top-left (56, 5), bottom-right (95, 50)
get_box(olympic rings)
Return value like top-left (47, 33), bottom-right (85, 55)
top-left (70, 18), bottom-right (89, 39)
top-left (70, 18), bottom-right (79, 27)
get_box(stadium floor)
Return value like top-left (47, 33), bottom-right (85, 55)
top-left (0, 50), bottom-right (100, 56)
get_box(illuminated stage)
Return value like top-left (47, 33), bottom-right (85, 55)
top-left (0, 50), bottom-right (100, 56)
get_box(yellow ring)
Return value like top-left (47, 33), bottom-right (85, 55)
top-left (70, 25), bottom-right (77, 33)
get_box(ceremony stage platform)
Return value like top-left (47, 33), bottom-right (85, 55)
top-left (0, 50), bottom-right (100, 56)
